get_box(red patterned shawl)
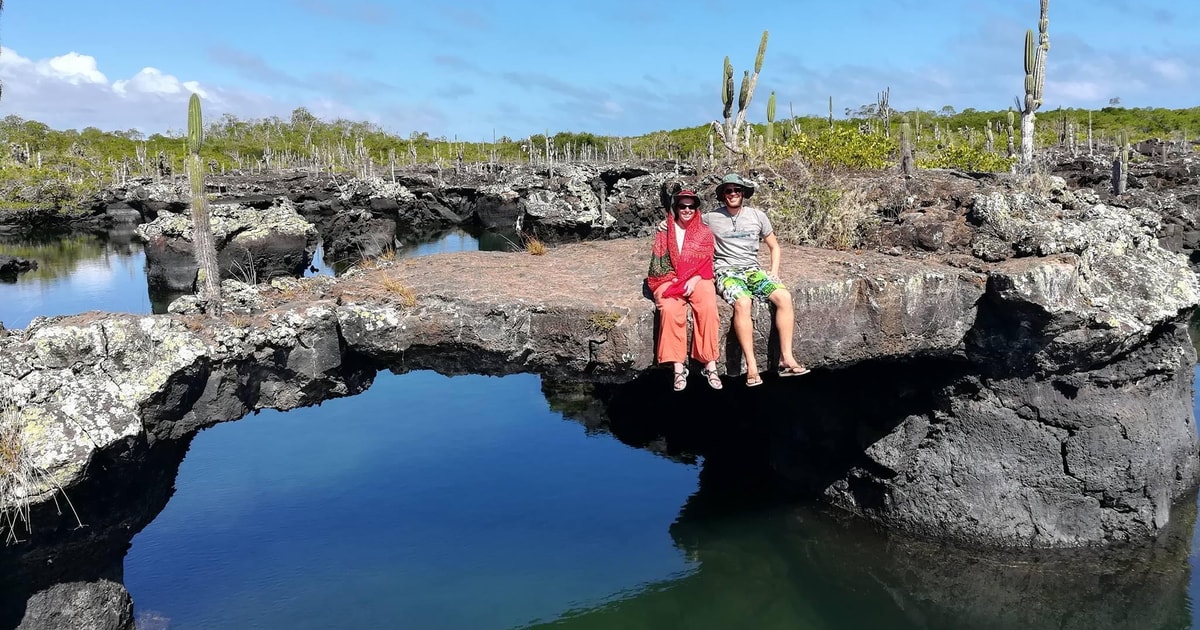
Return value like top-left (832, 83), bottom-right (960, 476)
top-left (646, 216), bottom-right (715, 298)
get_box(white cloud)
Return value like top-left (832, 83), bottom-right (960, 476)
top-left (113, 67), bottom-right (209, 99)
top-left (0, 47), bottom-right (246, 133)
top-left (38, 52), bottom-right (107, 84)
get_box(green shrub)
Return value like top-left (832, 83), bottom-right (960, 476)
top-left (917, 145), bottom-right (1015, 172)
top-left (770, 127), bottom-right (893, 170)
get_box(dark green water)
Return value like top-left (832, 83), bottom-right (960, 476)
top-left (2, 233), bottom-right (1200, 629)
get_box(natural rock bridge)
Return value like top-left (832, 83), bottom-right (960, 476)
top-left (3, 180), bottom-right (1199, 558)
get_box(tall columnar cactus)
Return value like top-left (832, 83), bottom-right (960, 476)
top-left (877, 87), bottom-right (891, 138)
top-left (186, 93), bottom-right (223, 314)
top-left (828, 96), bottom-right (834, 129)
top-left (711, 30), bottom-right (768, 156)
top-left (1112, 130), bottom-right (1129, 195)
top-left (765, 91), bottom-right (776, 146)
top-left (1087, 110), bottom-right (1094, 155)
top-left (899, 115), bottom-right (915, 176)
top-left (1019, 0), bottom-right (1049, 169)
top-left (1006, 109), bottom-right (1017, 157)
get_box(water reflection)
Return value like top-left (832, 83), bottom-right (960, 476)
top-left (543, 376), bottom-right (1200, 630)
top-left (0, 227), bottom-right (517, 329)
top-left (0, 231), bottom-right (153, 328)
top-left (530, 480), bottom-right (1195, 630)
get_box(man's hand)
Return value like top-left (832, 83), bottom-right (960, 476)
top-left (656, 219), bottom-right (668, 232)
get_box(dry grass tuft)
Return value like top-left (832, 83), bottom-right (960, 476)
top-left (0, 399), bottom-right (81, 544)
top-left (380, 276), bottom-right (417, 307)
top-left (524, 235), bottom-right (547, 256)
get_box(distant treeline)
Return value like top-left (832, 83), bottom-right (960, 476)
top-left (0, 105), bottom-right (1195, 213)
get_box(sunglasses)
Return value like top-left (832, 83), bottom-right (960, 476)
top-left (676, 203), bottom-right (698, 210)
top-left (721, 187), bottom-right (743, 196)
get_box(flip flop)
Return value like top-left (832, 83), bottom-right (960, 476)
top-left (746, 373), bottom-right (763, 387)
top-left (778, 365), bottom-right (811, 377)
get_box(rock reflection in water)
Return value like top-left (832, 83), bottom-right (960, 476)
top-left (542, 375), bottom-right (1196, 630)
top-left (523, 488), bottom-right (1193, 630)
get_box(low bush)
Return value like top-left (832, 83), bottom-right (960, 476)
top-left (770, 127), bottom-right (894, 170)
top-left (917, 144), bottom-right (1015, 172)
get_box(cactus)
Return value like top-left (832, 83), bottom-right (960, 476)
top-left (828, 95), bottom-right (834, 129)
top-left (186, 93), bottom-right (222, 314)
top-left (1019, 0), bottom-right (1049, 169)
top-left (1006, 109), bottom-right (1016, 157)
top-left (766, 91), bottom-right (776, 146)
top-left (1112, 130), bottom-right (1129, 195)
top-left (711, 31), bottom-right (768, 156)
top-left (877, 87), bottom-right (891, 138)
top-left (899, 115), bottom-right (915, 176)
top-left (1087, 110), bottom-right (1093, 155)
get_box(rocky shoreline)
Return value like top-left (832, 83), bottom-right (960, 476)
top-left (2, 157), bottom-right (1200, 626)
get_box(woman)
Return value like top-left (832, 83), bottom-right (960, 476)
top-left (646, 189), bottom-right (722, 391)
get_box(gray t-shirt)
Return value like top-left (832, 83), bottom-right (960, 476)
top-left (703, 205), bottom-right (773, 271)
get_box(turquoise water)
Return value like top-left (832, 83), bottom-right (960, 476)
top-left (2, 231), bottom-right (1200, 629)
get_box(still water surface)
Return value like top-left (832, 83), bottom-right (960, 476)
top-left (2, 231), bottom-right (1200, 629)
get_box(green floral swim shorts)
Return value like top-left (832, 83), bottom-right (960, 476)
top-left (715, 267), bottom-right (786, 304)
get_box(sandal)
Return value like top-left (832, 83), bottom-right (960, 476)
top-left (745, 372), bottom-right (763, 387)
top-left (778, 364), bottom-right (811, 377)
top-left (673, 367), bottom-right (689, 392)
top-left (702, 367), bottom-right (723, 390)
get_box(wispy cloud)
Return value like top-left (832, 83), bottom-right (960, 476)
top-left (207, 46), bottom-right (305, 87)
top-left (290, 0), bottom-right (393, 23)
top-left (501, 71), bottom-right (606, 102)
top-left (436, 6), bottom-right (491, 30)
top-left (435, 83), bottom-right (475, 99)
top-left (433, 55), bottom-right (484, 73)
top-left (1091, 0), bottom-right (1175, 22)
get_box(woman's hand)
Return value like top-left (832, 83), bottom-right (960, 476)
top-left (683, 276), bottom-right (699, 297)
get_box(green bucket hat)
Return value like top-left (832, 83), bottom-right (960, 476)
top-left (715, 173), bottom-right (755, 199)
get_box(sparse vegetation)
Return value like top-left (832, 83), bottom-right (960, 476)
top-left (524, 235), bottom-right (547, 256)
top-left (771, 127), bottom-right (894, 171)
top-left (588, 311), bottom-right (621, 333)
top-left (380, 276), bottom-right (417, 307)
top-left (763, 180), bottom-right (880, 250)
top-left (0, 100), bottom-right (1195, 216)
top-left (0, 398), bottom-right (81, 544)
top-left (917, 144), bottom-right (1017, 172)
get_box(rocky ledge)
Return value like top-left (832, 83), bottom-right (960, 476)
top-left (0, 174), bottom-right (1198, 554)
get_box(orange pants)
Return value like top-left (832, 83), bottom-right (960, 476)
top-left (654, 280), bottom-right (720, 364)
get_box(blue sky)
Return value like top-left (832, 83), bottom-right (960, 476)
top-left (0, 0), bottom-right (1195, 140)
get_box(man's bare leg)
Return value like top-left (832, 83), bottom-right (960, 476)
top-left (732, 297), bottom-right (760, 383)
top-left (769, 289), bottom-right (803, 369)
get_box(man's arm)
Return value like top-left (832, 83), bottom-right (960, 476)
top-left (763, 232), bottom-right (782, 277)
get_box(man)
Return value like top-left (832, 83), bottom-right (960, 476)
top-left (706, 173), bottom-right (808, 387)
